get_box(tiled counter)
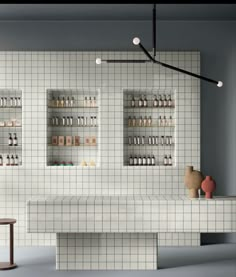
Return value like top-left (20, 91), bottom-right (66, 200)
top-left (27, 195), bottom-right (236, 270)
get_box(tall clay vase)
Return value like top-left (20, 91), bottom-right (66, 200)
top-left (184, 166), bottom-right (204, 198)
top-left (201, 176), bottom-right (216, 199)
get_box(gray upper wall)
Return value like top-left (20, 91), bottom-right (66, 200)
top-left (0, 20), bottom-right (235, 196)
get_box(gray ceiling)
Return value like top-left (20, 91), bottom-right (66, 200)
top-left (0, 4), bottom-right (236, 21)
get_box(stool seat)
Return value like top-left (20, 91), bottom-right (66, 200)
top-left (0, 218), bottom-right (17, 270)
top-left (0, 219), bottom-right (16, 225)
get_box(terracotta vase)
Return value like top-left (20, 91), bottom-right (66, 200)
top-left (201, 176), bottom-right (216, 199)
top-left (184, 166), bottom-right (204, 198)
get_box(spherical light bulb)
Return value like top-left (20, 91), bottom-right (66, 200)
top-left (133, 37), bottom-right (140, 45)
top-left (217, 81), bottom-right (223, 87)
top-left (96, 58), bottom-right (102, 65)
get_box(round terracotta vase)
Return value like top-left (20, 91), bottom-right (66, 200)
top-left (201, 176), bottom-right (216, 199)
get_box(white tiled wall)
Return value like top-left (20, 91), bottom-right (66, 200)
top-left (0, 51), bottom-right (200, 246)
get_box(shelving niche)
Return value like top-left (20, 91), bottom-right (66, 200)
top-left (47, 89), bottom-right (100, 167)
top-left (0, 89), bottom-right (22, 167)
top-left (123, 88), bottom-right (176, 167)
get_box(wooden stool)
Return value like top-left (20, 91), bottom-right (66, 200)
top-left (0, 218), bottom-right (17, 270)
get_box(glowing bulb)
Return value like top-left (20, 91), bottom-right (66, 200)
top-left (133, 37), bottom-right (140, 45)
top-left (96, 58), bottom-right (102, 65)
top-left (217, 81), bottom-right (223, 87)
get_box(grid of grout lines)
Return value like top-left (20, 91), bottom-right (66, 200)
top-left (0, 51), bottom-right (200, 246)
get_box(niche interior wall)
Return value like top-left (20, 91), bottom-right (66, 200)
top-left (0, 51), bottom-right (200, 246)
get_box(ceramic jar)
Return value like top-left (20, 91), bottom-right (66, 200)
top-left (184, 166), bottom-right (204, 198)
top-left (201, 176), bottom-right (216, 199)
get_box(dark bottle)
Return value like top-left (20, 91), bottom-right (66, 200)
top-left (6, 155), bottom-right (10, 165)
top-left (0, 155), bottom-right (3, 166)
top-left (15, 155), bottom-right (19, 166)
top-left (13, 133), bottom-right (18, 146)
top-left (133, 156), bottom-right (138, 166)
top-left (151, 155), bottom-right (156, 166)
top-left (143, 95), bottom-right (148, 107)
top-left (129, 155), bottom-right (133, 166)
top-left (131, 96), bottom-right (135, 107)
top-left (10, 155), bottom-right (15, 166)
top-left (164, 155), bottom-right (168, 166)
top-left (138, 156), bottom-right (142, 166)
top-left (168, 155), bottom-right (172, 166)
top-left (8, 133), bottom-right (13, 146)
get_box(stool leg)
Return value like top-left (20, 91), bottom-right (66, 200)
top-left (10, 224), bottom-right (14, 265)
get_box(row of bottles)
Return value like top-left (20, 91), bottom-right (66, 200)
top-left (8, 133), bottom-right (19, 146)
top-left (84, 96), bottom-right (97, 107)
top-left (50, 96), bottom-right (97, 107)
top-left (51, 116), bottom-right (97, 127)
top-left (163, 155), bottom-right (173, 166)
top-left (0, 97), bottom-right (21, 107)
top-left (128, 135), bottom-right (173, 145)
top-left (129, 155), bottom-right (156, 166)
top-left (128, 115), bottom-right (174, 127)
top-left (51, 96), bottom-right (75, 107)
top-left (130, 94), bottom-right (174, 108)
top-left (0, 154), bottom-right (20, 166)
top-left (128, 154), bottom-right (173, 166)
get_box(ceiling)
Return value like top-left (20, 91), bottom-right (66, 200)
top-left (0, 4), bottom-right (236, 21)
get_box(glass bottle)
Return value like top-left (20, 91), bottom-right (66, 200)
top-left (148, 136), bottom-right (152, 145)
top-left (70, 116), bottom-right (73, 126)
top-left (158, 116), bottom-right (162, 126)
top-left (65, 97), bottom-right (70, 107)
top-left (152, 136), bottom-right (155, 145)
top-left (8, 133), bottom-right (13, 146)
top-left (14, 97), bottom-right (17, 107)
top-left (6, 155), bottom-right (10, 165)
top-left (60, 97), bottom-right (65, 107)
top-left (148, 116), bottom-right (152, 127)
top-left (133, 156), bottom-right (138, 166)
top-left (56, 97), bottom-right (60, 107)
top-left (164, 155), bottom-right (168, 166)
top-left (158, 95), bottom-right (162, 107)
top-left (143, 116), bottom-right (147, 127)
top-left (153, 95), bottom-right (158, 107)
top-left (10, 97), bottom-right (13, 107)
top-left (17, 97), bottom-right (21, 107)
top-left (142, 156), bottom-right (147, 166)
top-left (70, 96), bottom-right (74, 107)
top-left (143, 95), bottom-right (148, 107)
top-left (168, 155), bottom-right (172, 166)
top-left (62, 117), bottom-right (66, 126)
top-left (137, 136), bottom-right (140, 145)
top-left (155, 136), bottom-right (159, 145)
top-left (93, 116), bottom-right (97, 126)
top-left (131, 96), bottom-right (135, 107)
top-left (128, 136), bottom-right (132, 145)
top-left (77, 116), bottom-right (81, 126)
top-left (139, 116), bottom-right (143, 127)
top-left (93, 96), bottom-right (97, 107)
top-left (163, 116), bottom-right (167, 126)
top-left (133, 136), bottom-right (137, 145)
top-left (138, 95), bottom-right (143, 107)
top-left (13, 133), bottom-right (18, 146)
top-left (132, 116), bottom-right (136, 127)
top-left (168, 95), bottom-right (172, 107)
top-left (165, 136), bottom-right (169, 145)
top-left (138, 156), bottom-right (142, 165)
top-left (10, 155), bottom-right (15, 166)
top-left (151, 155), bottom-right (156, 166)
top-left (15, 155), bottom-right (19, 166)
top-left (141, 136), bottom-right (145, 145)
top-left (169, 136), bottom-right (173, 145)
top-left (163, 95), bottom-right (167, 107)
top-left (161, 136), bottom-right (164, 145)
top-left (0, 155), bottom-right (3, 166)
top-left (129, 155), bottom-right (133, 166)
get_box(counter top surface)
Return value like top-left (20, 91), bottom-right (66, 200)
top-left (28, 195), bottom-right (236, 204)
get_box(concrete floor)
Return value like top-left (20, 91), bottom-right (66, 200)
top-left (0, 244), bottom-right (236, 277)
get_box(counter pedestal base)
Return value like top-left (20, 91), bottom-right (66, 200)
top-left (56, 233), bottom-right (158, 270)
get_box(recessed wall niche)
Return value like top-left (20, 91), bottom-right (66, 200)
top-left (47, 89), bottom-right (100, 167)
top-left (123, 88), bottom-right (176, 167)
top-left (0, 89), bottom-right (22, 167)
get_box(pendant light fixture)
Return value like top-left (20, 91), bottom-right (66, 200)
top-left (96, 4), bottom-right (223, 88)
